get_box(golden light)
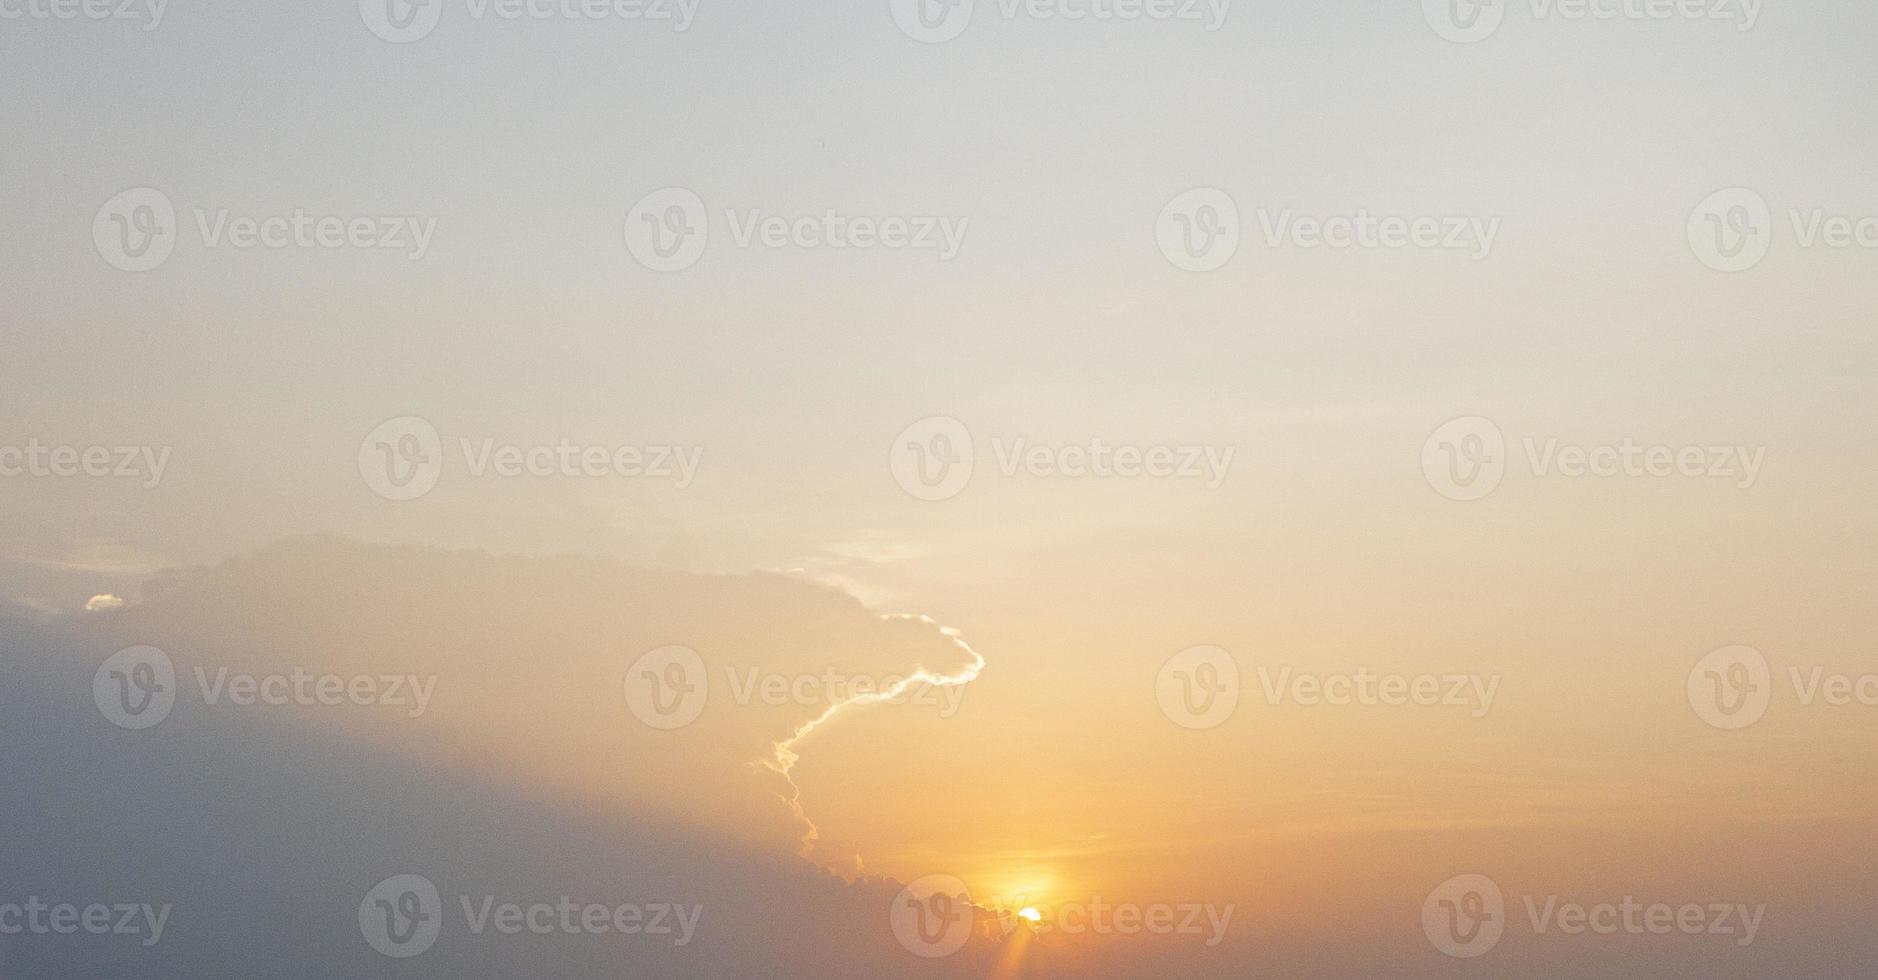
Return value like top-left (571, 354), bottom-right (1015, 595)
top-left (1017, 907), bottom-right (1042, 923)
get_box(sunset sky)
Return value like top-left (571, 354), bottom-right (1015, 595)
top-left (4, 1), bottom-right (1878, 976)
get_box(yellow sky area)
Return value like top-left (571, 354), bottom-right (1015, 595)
top-left (785, 625), bottom-right (1878, 919)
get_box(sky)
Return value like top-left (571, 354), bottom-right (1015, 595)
top-left (4, 0), bottom-right (1878, 976)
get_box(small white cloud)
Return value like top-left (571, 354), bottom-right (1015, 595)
top-left (83, 594), bottom-right (126, 612)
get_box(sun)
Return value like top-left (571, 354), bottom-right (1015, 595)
top-left (1017, 907), bottom-right (1042, 923)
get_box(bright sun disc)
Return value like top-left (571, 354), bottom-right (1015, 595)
top-left (1017, 907), bottom-right (1041, 922)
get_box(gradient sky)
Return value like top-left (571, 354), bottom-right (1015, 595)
top-left (5, 1), bottom-right (1878, 975)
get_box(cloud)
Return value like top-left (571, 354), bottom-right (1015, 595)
top-left (0, 603), bottom-right (1014, 978)
top-left (9, 536), bottom-right (1851, 978)
top-left (68, 535), bottom-right (984, 861)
